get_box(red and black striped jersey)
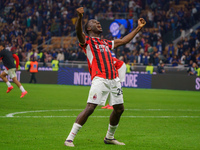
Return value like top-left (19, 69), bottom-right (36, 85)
top-left (79, 36), bottom-right (118, 80)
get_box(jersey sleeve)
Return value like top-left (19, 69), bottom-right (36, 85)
top-left (105, 39), bottom-right (114, 50)
top-left (113, 57), bottom-right (124, 70)
top-left (12, 54), bottom-right (19, 69)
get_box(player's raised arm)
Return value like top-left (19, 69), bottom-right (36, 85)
top-left (75, 7), bottom-right (86, 45)
top-left (113, 18), bottom-right (146, 48)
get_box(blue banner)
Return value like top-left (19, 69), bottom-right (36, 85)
top-left (58, 68), bottom-right (152, 88)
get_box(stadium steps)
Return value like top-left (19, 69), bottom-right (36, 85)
top-left (170, 0), bottom-right (188, 9)
top-left (33, 36), bottom-right (78, 51)
top-left (43, 44), bottom-right (53, 50)
top-left (32, 44), bottom-right (38, 49)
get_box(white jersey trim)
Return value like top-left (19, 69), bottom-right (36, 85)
top-left (86, 44), bottom-right (93, 65)
top-left (111, 41), bottom-right (114, 50)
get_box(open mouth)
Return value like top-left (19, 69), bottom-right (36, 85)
top-left (98, 26), bottom-right (102, 30)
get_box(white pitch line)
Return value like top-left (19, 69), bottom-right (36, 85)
top-left (4, 109), bottom-right (200, 118)
top-left (5, 109), bottom-right (84, 117)
top-left (125, 109), bottom-right (200, 112)
top-left (0, 116), bottom-right (200, 118)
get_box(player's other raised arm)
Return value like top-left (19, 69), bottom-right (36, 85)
top-left (75, 7), bottom-right (86, 45)
top-left (113, 18), bottom-right (146, 48)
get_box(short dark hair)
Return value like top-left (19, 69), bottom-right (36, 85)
top-left (0, 41), bottom-right (5, 48)
top-left (84, 21), bottom-right (89, 35)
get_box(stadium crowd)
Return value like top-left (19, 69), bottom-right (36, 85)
top-left (0, 0), bottom-right (200, 69)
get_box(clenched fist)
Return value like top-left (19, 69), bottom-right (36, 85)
top-left (138, 18), bottom-right (146, 28)
top-left (76, 7), bottom-right (84, 17)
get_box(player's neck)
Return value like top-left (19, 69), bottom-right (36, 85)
top-left (89, 33), bottom-right (100, 38)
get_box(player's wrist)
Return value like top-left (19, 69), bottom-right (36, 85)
top-left (137, 26), bottom-right (143, 29)
top-left (78, 13), bottom-right (83, 18)
top-left (135, 26), bottom-right (142, 33)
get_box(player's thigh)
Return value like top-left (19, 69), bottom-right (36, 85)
top-left (8, 68), bottom-right (16, 79)
top-left (3, 68), bottom-right (8, 76)
top-left (87, 77), bottom-right (109, 105)
top-left (0, 71), bottom-right (8, 78)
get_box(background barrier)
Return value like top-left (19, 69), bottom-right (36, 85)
top-left (0, 70), bottom-right (58, 84)
top-left (152, 74), bottom-right (199, 91)
top-left (1, 68), bottom-right (199, 91)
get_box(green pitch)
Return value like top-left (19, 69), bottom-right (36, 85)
top-left (0, 83), bottom-right (200, 150)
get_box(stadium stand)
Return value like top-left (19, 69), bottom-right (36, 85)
top-left (0, 0), bottom-right (200, 72)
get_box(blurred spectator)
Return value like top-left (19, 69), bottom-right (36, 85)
top-left (64, 49), bottom-right (70, 61)
top-left (184, 51), bottom-right (191, 66)
top-left (189, 36), bottom-right (196, 50)
top-left (51, 50), bottom-right (57, 59)
top-left (187, 62), bottom-right (197, 75)
top-left (142, 51), bottom-right (149, 65)
top-left (40, 51), bottom-right (47, 67)
top-left (118, 22), bottom-right (125, 38)
top-left (168, 43), bottom-right (175, 57)
top-left (126, 60), bottom-right (131, 73)
top-left (77, 48), bottom-right (86, 61)
top-left (177, 44), bottom-right (184, 59)
top-left (51, 19), bottom-right (59, 36)
top-left (51, 56), bottom-right (59, 71)
top-left (128, 51), bottom-right (135, 63)
top-left (125, 18), bottom-right (131, 35)
top-left (57, 50), bottom-right (65, 63)
top-left (153, 52), bottom-right (159, 66)
top-left (196, 64), bottom-right (200, 76)
top-left (45, 30), bottom-right (51, 45)
top-left (180, 29), bottom-right (186, 39)
top-left (24, 40), bottom-right (32, 52)
top-left (171, 55), bottom-right (180, 67)
top-left (37, 34), bottom-right (43, 53)
top-left (183, 37), bottom-right (189, 52)
top-left (188, 60), bottom-right (194, 68)
top-left (16, 34), bottom-right (24, 48)
top-left (157, 63), bottom-right (165, 74)
top-left (196, 53), bottom-right (200, 66)
top-left (25, 28), bottom-right (37, 44)
top-left (146, 62), bottom-right (154, 74)
top-left (30, 49), bottom-right (38, 60)
top-left (28, 57), bottom-right (38, 84)
top-left (6, 43), bottom-right (12, 51)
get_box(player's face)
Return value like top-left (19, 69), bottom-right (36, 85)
top-left (88, 19), bottom-right (103, 34)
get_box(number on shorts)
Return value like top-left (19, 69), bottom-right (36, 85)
top-left (117, 88), bottom-right (123, 95)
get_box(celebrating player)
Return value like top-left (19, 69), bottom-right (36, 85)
top-left (64, 7), bottom-right (146, 147)
top-left (0, 42), bottom-right (27, 98)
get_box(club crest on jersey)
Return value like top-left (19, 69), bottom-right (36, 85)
top-left (93, 94), bottom-right (97, 100)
